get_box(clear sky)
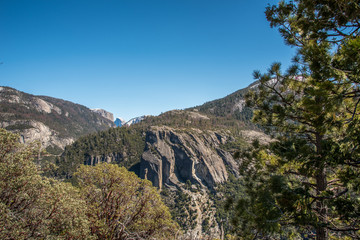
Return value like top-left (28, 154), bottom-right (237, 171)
top-left (0, 0), bottom-right (294, 121)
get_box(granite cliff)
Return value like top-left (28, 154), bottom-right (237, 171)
top-left (139, 126), bottom-right (241, 238)
top-left (140, 126), bottom-right (238, 190)
top-left (91, 108), bottom-right (114, 122)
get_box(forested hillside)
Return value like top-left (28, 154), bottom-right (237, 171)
top-left (188, 84), bottom-right (255, 122)
top-left (55, 107), bottom-right (268, 238)
top-left (0, 86), bottom-right (115, 153)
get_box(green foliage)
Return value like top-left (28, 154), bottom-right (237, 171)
top-left (189, 87), bottom-right (254, 123)
top-left (220, 136), bottom-right (249, 152)
top-left (4, 123), bottom-right (33, 131)
top-left (202, 217), bottom-right (210, 232)
top-left (231, 1), bottom-right (360, 239)
top-left (212, 173), bottom-right (246, 237)
top-left (45, 144), bottom-right (64, 155)
top-left (74, 163), bottom-right (179, 239)
top-left (56, 126), bottom-right (146, 178)
top-left (137, 110), bottom-right (254, 133)
top-left (0, 129), bottom-right (179, 239)
top-left (0, 128), bottom-right (91, 239)
top-left (161, 188), bottom-right (199, 231)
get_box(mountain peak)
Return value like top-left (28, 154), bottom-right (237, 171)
top-left (114, 118), bottom-right (126, 127)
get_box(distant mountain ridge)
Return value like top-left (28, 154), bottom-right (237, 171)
top-left (125, 115), bottom-right (147, 126)
top-left (114, 117), bottom-right (126, 127)
top-left (114, 116), bottom-right (147, 127)
top-left (0, 86), bottom-right (115, 153)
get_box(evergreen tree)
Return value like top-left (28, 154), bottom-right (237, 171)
top-left (232, 1), bottom-right (360, 239)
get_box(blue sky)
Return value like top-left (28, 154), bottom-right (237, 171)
top-left (0, 0), bottom-right (294, 121)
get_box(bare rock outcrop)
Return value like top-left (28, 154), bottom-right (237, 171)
top-left (140, 126), bottom-right (238, 190)
top-left (91, 108), bottom-right (114, 122)
top-left (0, 120), bottom-right (74, 149)
top-left (138, 126), bottom-right (239, 239)
top-left (84, 152), bottom-right (126, 166)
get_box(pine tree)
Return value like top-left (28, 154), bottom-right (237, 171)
top-left (232, 1), bottom-right (360, 239)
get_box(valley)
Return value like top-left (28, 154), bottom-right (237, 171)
top-left (2, 1), bottom-right (359, 238)
top-left (0, 82), bottom-right (267, 239)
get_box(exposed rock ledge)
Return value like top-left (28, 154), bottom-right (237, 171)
top-left (0, 120), bottom-right (74, 150)
top-left (139, 126), bottom-right (239, 190)
top-left (138, 126), bottom-right (239, 238)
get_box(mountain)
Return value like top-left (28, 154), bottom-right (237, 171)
top-left (125, 115), bottom-right (147, 126)
top-left (91, 108), bottom-right (114, 122)
top-left (56, 82), bottom-right (269, 238)
top-left (0, 86), bottom-right (115, 154)
top-left (114, 117), bottom-right (126, 127)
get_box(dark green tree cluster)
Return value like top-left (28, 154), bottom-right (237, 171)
top-left (231, 1), bottom-right (360, 239)
top-left (212, 173), bottom-right (245, 238)
top-left (139, 110), bottom-right (253, 132)
top-left (0, 129), bottom-right (179, 239)
top-left (189, 84), bottom-right (255, 123)
top-left (56, 126), bottom-right (146, 178)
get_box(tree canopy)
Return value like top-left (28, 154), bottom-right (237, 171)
top-left (0, 128), bottom-right (91, 239)
top-left (0, 128), bottom-right (179, 239)
top-left (74, 163), bottom-right (179, 240)
top-left (231, 0), bottom-right (360, 239)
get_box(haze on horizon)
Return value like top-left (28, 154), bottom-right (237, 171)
top-left (0, 0), bottom-right (294, 121)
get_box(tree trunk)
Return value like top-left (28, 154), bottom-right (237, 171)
top-left (316, 134), bottom-right (327, 240)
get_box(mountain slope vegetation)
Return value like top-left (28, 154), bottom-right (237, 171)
top-left (0, 86), bottom-right (115, 154)
top-left (189, 83), bottom-right (256, 122)
top-left (54, 91), bottom-right (265, 238)
top-left (0, 128), bottom-right (179, 239)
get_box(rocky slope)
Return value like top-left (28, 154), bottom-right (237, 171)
top-left (139, 126), bottom-right (241, 238)
top-left (91, 108), bottom-right (114, 122)
top-left (0, 86), bottom-right (115, 153)
top-left (140, 126), bottom-right (238, 190)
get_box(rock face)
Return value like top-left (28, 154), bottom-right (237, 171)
top-left (0, 120), bottom-right (74, 149)
top-left (140, 126), bottom-right (238, 190)
top-left (114, 117), bottom-right (126, 127)
top-left (84, 152), bottom-right (125, 166)
top-left (138, 126), bottom-right (239, 238)
top-left (0, 86), bottom-right (115, 152)
top-left (91, 108), bottom-right (114, 122)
